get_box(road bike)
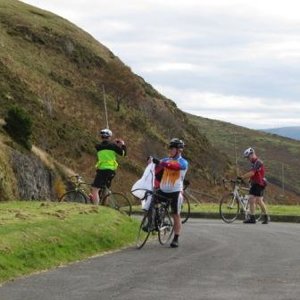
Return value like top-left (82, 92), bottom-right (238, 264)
top-left (59, 175), bottom-right (132, 215)
top-left (132, 189), bottom-right (174, 249)
top-left (219, 179), bottom-right (262, 223)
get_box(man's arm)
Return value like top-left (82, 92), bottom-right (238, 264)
top-left (160, 158), bottom-right (188, 171)
top-left (113, 142), bottom-right (126, 156)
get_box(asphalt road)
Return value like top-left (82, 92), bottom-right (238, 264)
top-left (1, 219), bottom-right (300, 300)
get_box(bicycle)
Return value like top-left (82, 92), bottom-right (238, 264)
top-left (131, 188), bottom-right (174, 249)
top-left (219, 179), bottom-right (262, 223)
top-left (59, 175), bottom-right (132, 216)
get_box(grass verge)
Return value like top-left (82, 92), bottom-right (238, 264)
top-left (132, 203), bottom-right (300, 216)
top-left (0, 201), bottom-right (139, 283)
top-left (187, 203), bottom-right (300, 216)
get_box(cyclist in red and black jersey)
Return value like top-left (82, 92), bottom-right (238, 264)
top-left (239, 147), bottom-right (269, 224)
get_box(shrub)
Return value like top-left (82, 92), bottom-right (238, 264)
top-left (3, 105), bottom-right (33, 150)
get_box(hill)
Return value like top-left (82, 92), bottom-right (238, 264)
top-left (261, 127), bottom-right (300, 141)
top-left (0, 0), bottom-right (229, 201)
top-left (188, 115), bottom-right (300, 203)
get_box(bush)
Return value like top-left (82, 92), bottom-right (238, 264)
top-left (3, 105), bottom-right (33, 150)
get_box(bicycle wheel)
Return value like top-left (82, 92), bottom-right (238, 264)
top-left (219, 193), bottom-right (239, 223)
top-left (158, 207), bottom-right (174, 245)
top-left (59, 190), bottom-right (88, 204)
top-left (103, 192), bottom-right (132, 216)
top-left (136, 213), bottom-right (151, 249)
top-left (181, 193), bottom-right (190, 224)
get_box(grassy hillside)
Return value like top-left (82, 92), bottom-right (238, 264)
top-left (188, 115), bottom-right (300, 203)
top-left (0, 0), bottom-right (230, 199)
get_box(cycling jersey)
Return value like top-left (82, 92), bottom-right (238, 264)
top-left (95, 140), bottom-right (126, 170)
top-left (158, 155), bottom-right (188, 193)
top-left (250, 158), bottom-right (266, 187)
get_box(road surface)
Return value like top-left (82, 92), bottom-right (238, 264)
top-left (1, 219), bottom-right (299, 300)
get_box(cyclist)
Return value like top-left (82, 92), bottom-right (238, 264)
top-left (239, 147), bottom-right (269, 224)
top-left (152, 138), bottom-right (188, 248)
top-left (91, 128), bottom-right (126, 204)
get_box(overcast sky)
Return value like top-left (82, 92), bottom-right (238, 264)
top-left (22, 0), bottom-right (300, 129)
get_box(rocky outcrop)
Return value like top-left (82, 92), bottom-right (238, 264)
top-left (10, 150), bottom-right (56, 200)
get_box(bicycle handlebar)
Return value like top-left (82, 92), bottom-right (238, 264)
top-left (131, 188), bottom-right (172, 202)
top-left (69, 175), bottom-right (92, 186)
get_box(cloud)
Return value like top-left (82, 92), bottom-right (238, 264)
top-left (155, 85), bottom-right (300, 129)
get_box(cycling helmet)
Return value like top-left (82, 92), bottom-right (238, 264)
top-left (243, 147), bottom-right (254, 158)
top-left (168, 138), bottom-right (185, 149)
top-left (100, 128), bottom-right (112, 138)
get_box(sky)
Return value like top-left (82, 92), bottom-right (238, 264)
top-left (21, 0), bottom-right (300, 129)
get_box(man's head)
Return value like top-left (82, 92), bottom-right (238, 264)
top-left (100, 128), bottom-right (112, 140)
top-left (168, 138), bottom-right (184, 157)
top-left (243, 147), bottom-right (256, 160)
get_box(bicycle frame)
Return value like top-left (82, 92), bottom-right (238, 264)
top-left (231, 184), bottom-right (250, 211)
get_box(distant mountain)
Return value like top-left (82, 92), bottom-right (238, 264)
top-left (261, 127), bottom-right (300, 141)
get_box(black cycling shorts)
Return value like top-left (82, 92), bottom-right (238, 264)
top-left (92, 169), bottom-right (115, 189)
top-left (156, 190), bottom-right (181, 215)
top-left (249, 184), bottom-right (265, 197)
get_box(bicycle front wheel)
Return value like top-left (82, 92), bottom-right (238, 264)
top-left (103, 192), bottom-right (132, 216)
top-left (158, 208), bottom-right (174, 245)
top-left (136, 213), bottom-right (151, 249)
top-left (59, 190), bottom-right (88, 204)
top-left (219, 193), bottom-right (239, 223)
top-left (181, 193), bottom-right (190, 224)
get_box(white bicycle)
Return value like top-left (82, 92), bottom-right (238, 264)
top-left (219, 179), bottom-right (262, 223)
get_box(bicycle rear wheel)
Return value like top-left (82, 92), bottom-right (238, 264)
top-left (219, 193), bottom-right (239, 223)
top-left (158, 207), bottom-right (174, 245)
top-left (181, 193), bottom-right (190, 224)
top-left (103, 192), bottom-right (132, 216)
top-left (59, 190), bottom-right (87, 204)
top-left (136, 213), bottom-right (151, 249)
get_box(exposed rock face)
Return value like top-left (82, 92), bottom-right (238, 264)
top-left (10, 150), bottom-right (56, 200)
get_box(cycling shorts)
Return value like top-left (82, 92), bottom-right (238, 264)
top-left (249, 184), bottom-right (265, 197)
top-left (156, 190), bottom-right (182, 215)
top-left (92, 169), bottom-right (115, 189)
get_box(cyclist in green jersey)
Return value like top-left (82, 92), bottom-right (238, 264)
top-left (91, 129), bottom-right (126, 204)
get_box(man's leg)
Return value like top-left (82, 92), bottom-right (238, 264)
top-left (170, 213), bottom-right (181, 248)
top-left (92, 187), bottom-right (100, 205)
top-left (243, 195), bottom-right (256, 224)
top-left (170, 192), bottom-right (182, 248)
top-left (256, 196), bottom-right (269, 224)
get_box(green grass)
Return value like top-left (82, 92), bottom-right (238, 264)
top-left (132, 202), bottom-right (300, 216)
top-left (187, 203), bottom-right (300, 216)
top-left (0, 201), bottom-right (139, 283)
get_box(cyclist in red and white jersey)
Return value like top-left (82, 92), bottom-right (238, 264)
top-left (239, 147), bottom-right (269, 224)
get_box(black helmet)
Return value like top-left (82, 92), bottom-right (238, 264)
top-left (168, 138), bottom-right (185, 149)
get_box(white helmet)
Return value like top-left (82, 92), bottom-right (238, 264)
top-left (100, 128), bottom-right (112, 138)
top-left (243, 147), bottom-right (254, 158)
